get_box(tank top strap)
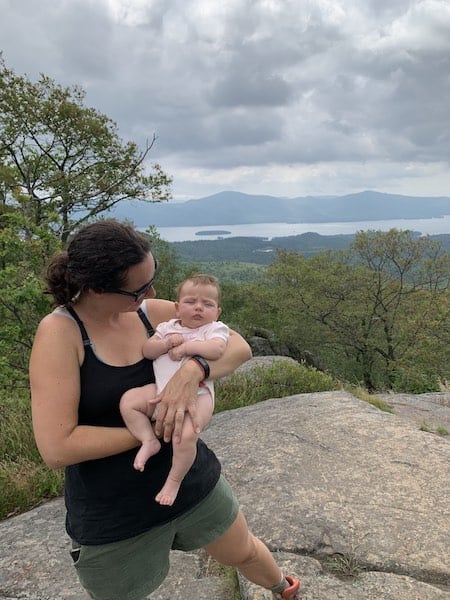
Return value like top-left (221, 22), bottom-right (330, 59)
top-left (66, 305), bottom-right (154, 344)
top-left (137, 307), bottom-right (155, 337)
top-left (65, 306), bottom-right (92, 347)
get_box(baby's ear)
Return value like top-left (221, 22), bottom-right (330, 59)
top-left (217, 307), bottom-right (222, 318)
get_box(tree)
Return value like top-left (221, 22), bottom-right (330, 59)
top-left (267, 230), bottom-right (450, 391)
top-left (0, 209), bottom-right (59, 386)
top-left (0, 56), bottom-right (171, 243)
top-left (0, 57), bottom-right (172, 386)
top-left (143, 225), bottom-right (185, 302)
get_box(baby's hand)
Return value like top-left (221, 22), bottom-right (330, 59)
top-left (168, 344), bottom-right (186, 361)
top-left (166, 334), bottom-right (184, 349)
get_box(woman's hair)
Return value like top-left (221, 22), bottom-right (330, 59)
top-left (175, 274), bottom-right (221, 304)
top-left (45, 220), bottom-right (151, 306)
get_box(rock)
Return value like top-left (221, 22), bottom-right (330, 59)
top-left (207, 391), bottom-right (450, 599)
top-left (1, 359), bottom-right (449, 599)
top-left (375, 392), bottom-right (450, 433)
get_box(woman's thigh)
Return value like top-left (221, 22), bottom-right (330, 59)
top-left (172, 475), bottom-right (239, 551)
top-left (72, 476), bottom-right (239, 599)
top-left (71, 522), bottom-right (174, 600)
top-left (203, 510), bottom-right (254, 565)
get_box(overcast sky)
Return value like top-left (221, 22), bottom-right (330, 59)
top-left (1, 0), bottom-right (449, 200)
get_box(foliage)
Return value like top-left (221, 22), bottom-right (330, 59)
top-left (0, 56), bottom-right (171, 243)
top-left (181, 261), bottom-right (266, 284)
top-left (258, 230), bottom-right (450, 391)
top-left (171, 231), bottom-right (450, 265)
top-left (143, 225), bottom-right (187, 301)
top-left (345, 385), bottom-right (393, 413)
top-left (0, 57), bottom-right (172, 388)
top-left (0, 210), bottom-right (58, 386)
top-left (171, 233), bottom-right (355, 265)
top-left (0, 389), bottom-right (63, 520)
top-left (436, 426), bottom-right (449, 436)
top-left (215, 361), bottom-right (337, 412)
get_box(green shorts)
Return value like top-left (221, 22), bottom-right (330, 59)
top-left (71, 475), bottom-right (239, 600)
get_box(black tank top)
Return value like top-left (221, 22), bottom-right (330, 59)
top-left (64, 306), bottom-right (221, 545)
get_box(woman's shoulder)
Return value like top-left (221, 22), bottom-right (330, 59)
top-left (35, 308), bottom-right (80, 339)
top-left (144, 298), bottom-right (176, 325)
top-left (32, 309), bottom-right (84, 366)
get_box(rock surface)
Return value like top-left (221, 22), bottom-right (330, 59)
top-left (1, 358), bottom-right (449, 599)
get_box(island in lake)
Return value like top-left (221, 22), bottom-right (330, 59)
top-left (195, 230), bottom-right (231, 236)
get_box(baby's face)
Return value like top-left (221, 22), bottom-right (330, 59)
top-left (175, 282), bottom-right (221, 328)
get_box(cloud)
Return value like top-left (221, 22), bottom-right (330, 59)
top-left (1, 0), bottom-right (450, 199)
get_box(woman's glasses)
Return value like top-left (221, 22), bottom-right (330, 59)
top-left (108, 259), bottom-right (158, 302)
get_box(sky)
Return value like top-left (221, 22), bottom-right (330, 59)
top-left (1, 0), bottom-right (450, 201)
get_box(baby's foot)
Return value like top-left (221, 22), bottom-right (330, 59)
top-left (134, 439), bottom-right (161, 471)
top-left (155, 478), bottom-right (181, 506)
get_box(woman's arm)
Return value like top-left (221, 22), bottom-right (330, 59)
top-left (30, 314), bottom-right (139, 469)
top-left (145, 299), bottom-right (251, 442)
top-left (157, 330), bottom-right (251, 442)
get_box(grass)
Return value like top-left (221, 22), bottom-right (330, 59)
top-left (199, 550), bottom-right (241, 599)
top-left (345, 385), bottom-right (394, 413)
top-left (436, 426), bottom-right (449, 436)
top-left (420, 421), bottom-right (450, 436)
top-left (0, 389), bottom-right (63, 520)
top-left (215, 361), bottom-right (338, 413)
top-left (325, 552), bottom-right (365, 578)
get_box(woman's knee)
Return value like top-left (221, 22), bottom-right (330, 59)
top-left (205, 512), bottom-right (259, 567)
top-left (231, 534), bottom-right (260, 568)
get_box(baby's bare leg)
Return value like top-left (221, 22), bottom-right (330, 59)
top-left (120, 384), bottom-right (160, 471)
top-left (155, 392), bottom-right (213, 506)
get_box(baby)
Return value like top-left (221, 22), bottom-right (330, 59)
top-left (120, 274), bottom-right (229, 506)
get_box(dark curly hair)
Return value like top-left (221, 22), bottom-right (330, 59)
top-left (45, 220), bottom-right (151, 306)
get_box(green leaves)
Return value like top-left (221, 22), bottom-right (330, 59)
top-left (247, 230), bottom-right (450, 392)
top-left (0, 56), bottom-right (172, 243)
top-left (0, 57), bottom-right (174, 387)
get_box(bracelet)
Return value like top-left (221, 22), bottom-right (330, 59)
top-left (190, 355), bottom-right (210, 380)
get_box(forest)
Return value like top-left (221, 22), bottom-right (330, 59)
top-left (171, 231), bottom-right (450, 265)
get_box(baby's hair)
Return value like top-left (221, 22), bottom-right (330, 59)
top-left (176, 274), bottom-right (221, 303)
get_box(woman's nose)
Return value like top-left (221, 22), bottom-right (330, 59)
top-left (146, 286), bottom-right (157, 299)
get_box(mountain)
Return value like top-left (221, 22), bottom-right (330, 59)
top-left (110, 190), bottom-right (450, 228)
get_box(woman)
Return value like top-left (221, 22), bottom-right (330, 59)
top-left (30, 220), bottom-right (301, 600)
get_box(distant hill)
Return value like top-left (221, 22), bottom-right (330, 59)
top-left (170, 232), bottom-right (450, 265)
top-left (110, 190), bottom-right (450, 228)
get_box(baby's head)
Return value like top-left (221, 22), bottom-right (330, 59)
top-left (175, 274), bottom-right (222, 327)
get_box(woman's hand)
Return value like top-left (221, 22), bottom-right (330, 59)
top-left (150, 359), bottom-right (204, 443)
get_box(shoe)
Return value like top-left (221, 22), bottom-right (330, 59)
top-left (272, 576), bottom-right (301, 599)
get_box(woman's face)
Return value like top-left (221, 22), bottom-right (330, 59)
top-left (106, 253), bottom-right (157, 308)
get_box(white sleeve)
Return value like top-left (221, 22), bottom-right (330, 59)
top-left (154, 320), bottom-right (175, 339)
top-left (204, 321), bottom-right (229, 343)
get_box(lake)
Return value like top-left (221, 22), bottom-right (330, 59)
top-left (155, 215), bottom-right (450, 242)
